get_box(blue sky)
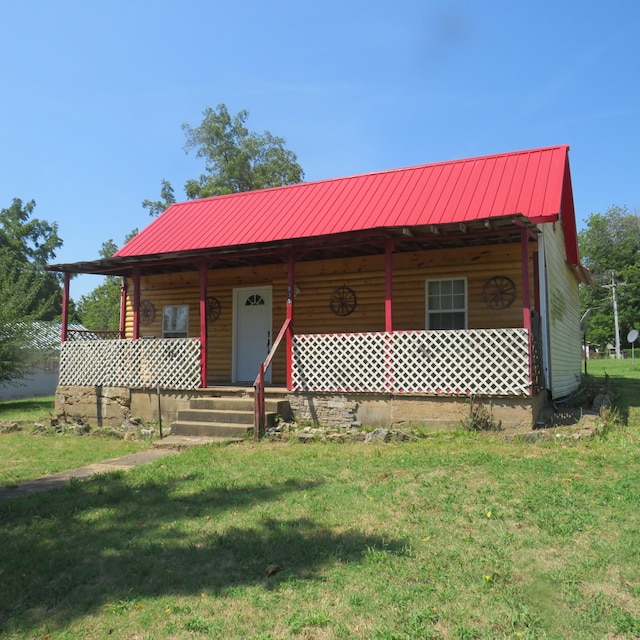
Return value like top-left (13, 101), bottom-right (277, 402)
top-left (1, 0), bottom-right (638, 299)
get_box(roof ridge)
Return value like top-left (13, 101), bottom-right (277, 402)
top-left (169, 144), bottom-right (571, 206)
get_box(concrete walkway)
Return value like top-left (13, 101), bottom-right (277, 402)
top-left (0, 435), bottom-right (228, 501)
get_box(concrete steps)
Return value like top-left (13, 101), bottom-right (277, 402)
top-left (170, 393), bottom-right (291, 439)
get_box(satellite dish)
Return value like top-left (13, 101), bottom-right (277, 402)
top-left (628, 329), bottom-right (639, 343)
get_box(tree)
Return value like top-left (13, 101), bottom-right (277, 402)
top-left (142, 178), bottom-right (176, 217)
top-left (0, 198), bottom-right (63, 320)
top-left (144, 104), bottom-right (304, 213)
top-left (0, 257), bottom-right (55, 384)
top-left (0, 198), bottom-right (63, 383)
top-left (77, 232), bottom-right (137, 331)
top-left (578, 206), bottom-right (640, 352)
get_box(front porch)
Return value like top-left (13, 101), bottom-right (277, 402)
top-left (55, 324), bottom-right (543, 432)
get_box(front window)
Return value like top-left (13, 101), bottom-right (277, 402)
top-left (163, 305), bottom-right (189, 338)
top-left (426, 278), bottom-right (467, 330)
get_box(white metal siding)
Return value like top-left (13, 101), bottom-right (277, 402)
top-left (542, 223), bottom-right (582, 398)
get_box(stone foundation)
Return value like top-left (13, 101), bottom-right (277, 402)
top-left (55, 386), bottom-right (201, 428)
top-left (287, 392), bottom-right (545, 431)
top-left (56, 385), bottom-right (546, 433)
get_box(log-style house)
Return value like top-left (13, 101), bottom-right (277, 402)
top-left (48, 145), bottom-right (590, 434)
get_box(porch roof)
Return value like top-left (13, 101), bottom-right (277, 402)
top-left (47, 145), bottom-right (582, 277)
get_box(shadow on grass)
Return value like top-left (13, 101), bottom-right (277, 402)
top-left (0, 472), bottom-right (407, 634)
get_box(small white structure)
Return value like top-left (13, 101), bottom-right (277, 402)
top-left (0, 322), bottom-right (88, 401)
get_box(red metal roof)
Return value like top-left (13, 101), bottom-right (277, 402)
top-left (116, 145), bottom-right (576, 259)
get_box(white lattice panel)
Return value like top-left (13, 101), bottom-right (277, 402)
top-left (292, 332), bottom-right (388, 392)
top-left (59, 338), bottom-right (201, 390)
top-left (292, 329), bottom-right (530, 396)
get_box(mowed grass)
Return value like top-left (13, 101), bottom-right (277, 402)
top-left (0, 365), bottom-right (638, 639)
top-left (0, 398), bottom-right (149, 487)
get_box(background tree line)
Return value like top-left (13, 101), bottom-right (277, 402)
top-left (578, 205), bottom-right (640, 354)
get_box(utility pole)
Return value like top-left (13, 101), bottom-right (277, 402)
top-left (603, 271), bottom-right (624, 359)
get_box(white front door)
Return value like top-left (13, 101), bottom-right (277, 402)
top-left (233, 286), bottom-right (272, 383)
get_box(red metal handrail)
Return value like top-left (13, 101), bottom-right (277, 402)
top-left (254, 317), bottom-right (291, 439)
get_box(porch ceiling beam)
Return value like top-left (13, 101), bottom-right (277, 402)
top-left (511, 216), bottom-right (540, 241)
top-left (404, 226), bottom-right (525, 245)
top-left (46, 215), bottom-right (540, 278)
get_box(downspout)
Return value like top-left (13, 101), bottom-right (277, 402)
top-left (61, 272), bottom-right (70, 342)
top-left (286, 252), bottom-right (295, 390)
top-left (199, 261), bottom-right (208, 388)
top-left (537, 235), bottom-right (552, 391)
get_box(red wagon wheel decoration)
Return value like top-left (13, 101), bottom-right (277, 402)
top-left (482, 276), bottom-right (517, 310)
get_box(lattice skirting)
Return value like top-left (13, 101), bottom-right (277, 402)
top-left (59, 338), bottom-right (201, 390)
top-left (292, 329), bottom-right (531, 396)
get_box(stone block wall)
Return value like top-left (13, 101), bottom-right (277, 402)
top-left (287, 392), bottom-right (544, 431)
top-left (55, 386), bottom-right (198, 427)
top-left (55, 386), bottom-right (131, 427)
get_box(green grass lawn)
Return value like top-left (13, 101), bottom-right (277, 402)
top-left (0, 369), bottom-right (638, 639)
top-left (0, 398), bottom-right (150, 487)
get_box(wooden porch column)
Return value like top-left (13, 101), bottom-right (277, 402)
top-left (532, 251), bottom-right (540, 312)
top-left (61, 272), bottom-right (70, 342)
top-left (385, 239), bottom-right (394, 332)
top-left (119, 277), bottom-right (127, 338)
top-left (521, 227), bottom-right (533, 393)
top-left (132, 266), bottom-right (141, 340)
top-left (199, 261), bottom-right (208, 389)
top-left (286, 252), bottom-right (295, 390)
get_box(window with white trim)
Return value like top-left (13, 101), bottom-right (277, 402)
top-left (425, 278), bottom-right (467, 330)
top-left (162, 305), bottom-right (189, 338)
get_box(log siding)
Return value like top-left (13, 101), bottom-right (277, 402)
top-left (123, 243), bottom-right (537, 386)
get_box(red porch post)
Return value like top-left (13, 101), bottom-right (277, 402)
top-left (61, 272), bottom-right (70, 342)
top-left (199, 261), bottom-right (208, 389)
top-left (385, 239), bottom-right (394, 391)
top-left (286, 252), bottom-right (295, 390)
top-left (132, 266), bottom-right (141, 340)
top-left (532, 251), bottom-right (540, 312)
top-left (385, 239), bottom-right (394, 332)
top-left (119, 277), bottom-right (127, 338)
top-left (521, 227), bottom-right (533, 393)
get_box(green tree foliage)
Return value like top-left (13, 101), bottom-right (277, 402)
top-left (0, 260), bottom-right (54, 384)
top-left (0, 198), bottom-right (63, 320)
top-left (142, 178), bottom-right (176, 217)
top-left (0, 199), bottom-right (63, 383)
top-left (144, 104), bottom-right (304, 213)
top-left (578, 206), bottom-right (640, 351)
top-left (76, 232), bottom-right (137, 331)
